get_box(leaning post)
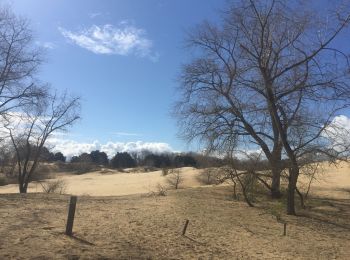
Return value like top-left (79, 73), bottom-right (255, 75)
top-left (66, 196), bottom-right (77, 236)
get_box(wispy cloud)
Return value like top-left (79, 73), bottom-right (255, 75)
top-left (58, 22), bottom-right (158, 60)
top-left (89, 12), bottom-right (103, 19)
top-left (46, 138), bottom-right (174, 159)
top-left (36, 41), bottom-right (56, 49)
top-left (111, 132), bottom-right (143, 137)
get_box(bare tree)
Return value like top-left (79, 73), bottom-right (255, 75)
top-left (3, 91), bottom-right (80, 193)
top-left (175, 0), bottom-right (350, 214)
top-left (0, 5), bottom-right (45, 117)
top-left (166, 169), bottom-right (183, 189)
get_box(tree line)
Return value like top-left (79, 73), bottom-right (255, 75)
top-left (59, 150), bottom-right (217, 169)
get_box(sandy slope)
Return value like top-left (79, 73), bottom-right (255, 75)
top-left (0, 162), bottom-right (349, 198)
top-left (297, 161), bottom-right (350, 199)
top-left (0, 167), bottom-right (203, 196)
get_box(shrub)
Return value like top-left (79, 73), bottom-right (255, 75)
top-left (59, 161), bottom-right (97, 174)
top-left (0, 176), bottom-right (7, 186)
top-left (156, 184), bottom-right (167, 196)
top-left (161, 168), bottom-right (169, 176)
top-left (31, 164), bottom-right (52, 181)
top-left (241, 171), bottom-right (262, 202)
top-left (143, 166), bottom-right (157, 172)
top-left (148, 183), bottom-right (167, 197)
top-left (197, 168), bottom-right (228, 185)
top-left (40, 179), bottom-right (67, 194)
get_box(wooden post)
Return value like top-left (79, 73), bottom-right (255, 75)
top-left (66, 196), bottom-right (77, 236)
top-left (283, 223), bottom-right (287, 236)
top-left (182, 219), bottom-right (189, 236)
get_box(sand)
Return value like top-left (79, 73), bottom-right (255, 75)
top-left (0, 163), bottom-right (349, 259)
top-left (297, 161), bottom-right (350, 199)
top-left (0, 187), bottom-right (349, 259)
top-left (0, 167), bottom-right (203, 196)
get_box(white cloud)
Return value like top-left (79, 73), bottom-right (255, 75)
top-left (324, 115), bottom-right (350, 151)
top-left (46, 138), bottom-right (174, 159)
top-left (58, 23), bottom-right (158, 60)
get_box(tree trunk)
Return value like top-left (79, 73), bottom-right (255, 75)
top-left (271, 167), bottom-right (282, 198)
top-left (287, 167), bottom-right (299, 215)
top-left (18, 171), bottom-right (26, 193)
top-left (19, 182), bottom-right (27, 193)
top-left (18, 169), bottom-right (29, 194)
top-left (296, 187), bottom-right (305, 209)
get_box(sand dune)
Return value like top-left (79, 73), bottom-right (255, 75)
top-left (1, 162), bottom-right (349, 198)
top-left (0, 167), bottom-right (203, 196)
top-left (297, 161), bottom-right (350, 199)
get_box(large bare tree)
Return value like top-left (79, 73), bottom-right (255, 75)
top-left (175, 0), bottom-right (350, 214)
top-left (3, 92), bottom-right (80, 193)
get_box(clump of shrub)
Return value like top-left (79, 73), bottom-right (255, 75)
top-left (31, 164), bottom-right (53, 181)
top-left (240, 171), bottom-right (265, 203)
top-left (58, 161), bottom-right (97, 174)
top-left (40, 179), bottom-right (67, 194)
top-left (148, 183), bottom-right (167, 197)
top-left (0, 176), bottom-right (7, 186)
top-left (155, 184), bottom-right (167, 196)
top-left (197, 168), bottom-right (227, 185)
top-left (2, 165), bottom-right (16, 177)
top-left (161, 168), bottom-right (169, 176)
top-left (143, 166), bottom-right (158, 172)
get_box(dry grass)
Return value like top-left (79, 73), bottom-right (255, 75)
top-left (0, 162), bottom-right (349, 259)
top-left (0, 186), bottom-right (349, 259)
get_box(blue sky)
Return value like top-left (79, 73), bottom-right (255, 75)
top-left (8, 0), bottom-right (227, 157)
top-left (8, 0), bottom-right (350, 158)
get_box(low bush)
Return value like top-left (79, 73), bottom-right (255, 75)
top-left (31, 164), bottom-right (53, 181)
top-left (40, 179), bottom-right (67, 194)
top-left (0, 176), bottom-right (7, 186)
top-left (197, 167), bottom-right (228, 185)
top-left (161, 168), bottom-right (169, 176)
top-left (57, 162), bottom-right (97, 174)
top-left (147, 183), bottom-right (167, 197)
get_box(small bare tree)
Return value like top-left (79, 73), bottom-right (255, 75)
top-left (40, 179), bottom-right (67, 194)
top-left (166, 169), bottom-right (183, 189)
top-left (3, 91), bottom-right (80, 193)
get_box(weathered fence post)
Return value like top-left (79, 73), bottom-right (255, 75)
top-left (66, 196), bottom-right (77, 236)
top-left (182, 219), bottom-right (189, 236)
top-left (283, 223), bottom-right (287, 236)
